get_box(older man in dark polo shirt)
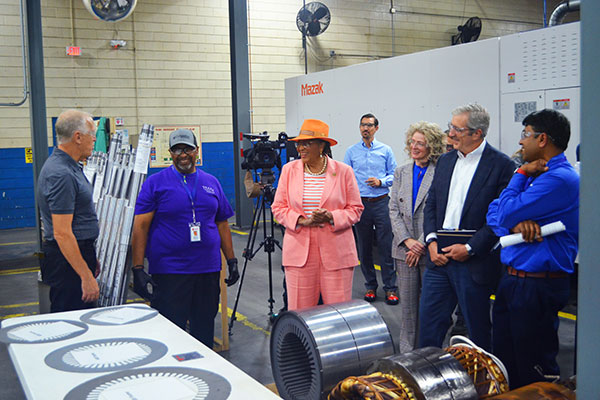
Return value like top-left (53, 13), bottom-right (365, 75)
top-left (37, 109), bottom-right (100, 312)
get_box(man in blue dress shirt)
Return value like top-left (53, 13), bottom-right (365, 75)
top-left (344, 113), bottom-right (398, 305)
top-left (487, 109), bottom-right (579, 388)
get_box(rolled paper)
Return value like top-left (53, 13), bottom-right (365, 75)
top-left (499, 221), bottom-right (566, 248)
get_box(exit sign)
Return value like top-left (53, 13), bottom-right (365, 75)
top-left (66, 46), bottom-right (81, 56)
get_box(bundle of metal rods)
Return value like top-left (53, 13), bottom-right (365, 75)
top-left (83, 124), bottom-right (154, 306)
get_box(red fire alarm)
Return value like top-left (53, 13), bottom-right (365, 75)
top-left (66, 46), bottom-right (81, 56)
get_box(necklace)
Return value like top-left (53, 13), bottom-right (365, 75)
top-left (305, 156), bottom-right (328, 176)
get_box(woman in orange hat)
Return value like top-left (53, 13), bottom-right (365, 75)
top-left (272, 119), bottom-right (364, 310)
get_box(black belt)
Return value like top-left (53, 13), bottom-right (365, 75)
top-left (507, 266), bottom-right (568, 279)
top-left (361, 194), bottom-right (388, 203)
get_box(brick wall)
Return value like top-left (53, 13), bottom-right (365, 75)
top-left (0, 142), bottom-right (234, 229)
top-left (0, 0), bottom-right (578, 228)
top-left (0, 0), bottom-right (577, 148)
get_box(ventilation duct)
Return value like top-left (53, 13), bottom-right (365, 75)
top-left (549, 0), bottom-right (581, 26)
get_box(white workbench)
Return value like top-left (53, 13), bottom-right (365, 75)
top-left (0, 304), bottom-right (280, 400)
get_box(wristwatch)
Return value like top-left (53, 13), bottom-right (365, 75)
top-left (465, 244), bottom-right (475, 256)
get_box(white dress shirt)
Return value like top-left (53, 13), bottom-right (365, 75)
top-left (442, 140), bottom-right (486, 229)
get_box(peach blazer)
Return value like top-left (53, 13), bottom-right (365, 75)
top-left (272, 158), bottom-right (364, 270)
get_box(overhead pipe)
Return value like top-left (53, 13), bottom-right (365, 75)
top-left (549, 0), bottom-right (581, 26)
top-left (390, 0), bottom-right (396, 56)
top-left (0, 0), bottom-right (28, 106)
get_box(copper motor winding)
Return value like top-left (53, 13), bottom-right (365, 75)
top-left (445, 336), bottom-right (510, 398)
top-left (328, 372), bottom-right (416, 400)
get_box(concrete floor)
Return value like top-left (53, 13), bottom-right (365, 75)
top-left (0, 225), bottom-right (577, 399)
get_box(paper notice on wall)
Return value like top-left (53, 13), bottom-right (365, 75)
top-left (99, 377), bottom-right (197, 400)
top-left (71, 343), bottom-right (147, 366)
top-left (151, 126), bottom-right (202, 168)
top-left (9, 321), bottom-right (84, 342)
top-left (514, 101), bottom-right (537, 122)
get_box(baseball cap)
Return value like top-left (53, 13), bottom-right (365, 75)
top-left (169, 129), bottom-right (197, 149)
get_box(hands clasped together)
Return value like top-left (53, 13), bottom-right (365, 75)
top-left (403, 238), bottom-right (426, 267)
top-left (298, 208), bottom-right (333, 227)
top-left (427, 241), bottom-right (471, 267)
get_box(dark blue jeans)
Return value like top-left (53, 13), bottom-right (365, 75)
top-left (418, 261), bottom-right (493, 351)
top-left (492, 273), bottom-right (570, 389)
top-left (355, 196), bottom-right (397, 292)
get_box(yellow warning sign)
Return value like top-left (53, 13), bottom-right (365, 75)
top-left (25, 148), bottom-right (33, 163)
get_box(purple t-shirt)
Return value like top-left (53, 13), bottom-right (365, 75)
top-left (135, 166), bottom-right (234, 274)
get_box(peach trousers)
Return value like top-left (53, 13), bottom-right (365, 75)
top-left (284, 226), bottom-right (354, 311)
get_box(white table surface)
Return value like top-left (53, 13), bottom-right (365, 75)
top-left (1, 304), bottom-right (281, 399)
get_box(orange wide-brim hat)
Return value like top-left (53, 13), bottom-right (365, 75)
top-left (289, 119), bottom-right (338, 146)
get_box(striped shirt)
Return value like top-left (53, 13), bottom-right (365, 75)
top-left (303, 172), bottom-right (326, 218)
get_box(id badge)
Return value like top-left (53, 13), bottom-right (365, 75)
top-left (189, 222), bottom-right (201, 242)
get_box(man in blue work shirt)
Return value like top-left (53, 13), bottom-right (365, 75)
top-left (344, 113), bottom-right (398, 305)
top-left (487, 109), bottom-right (579, 389)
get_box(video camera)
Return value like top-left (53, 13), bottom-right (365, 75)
top-left (241, 131), bottom-right (288, 172)
top-left (241, 132), bottom-right (288, 201)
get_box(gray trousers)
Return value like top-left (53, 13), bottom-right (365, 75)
top-left (395, 257), bottom-right (425, 353)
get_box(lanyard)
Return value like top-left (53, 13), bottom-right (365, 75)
top-left (171, 166), bottom-right (199, 223)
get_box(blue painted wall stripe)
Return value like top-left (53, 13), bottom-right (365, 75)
top-left (0, 142), bottom-right (236, 229)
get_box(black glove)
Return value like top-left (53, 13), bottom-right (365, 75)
top-left (225, 258), bottom-right (240, 287)
top-left (132, 266), bottom-right (157, 301)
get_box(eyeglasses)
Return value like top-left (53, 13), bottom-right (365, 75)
top-left (409, 139), bottom-right (427, 148)
top-left (295, 140), bottom-right (316, 148)
top-left (360, 123), bottom-right (376, 128)
top-left (79, 130), bottom-right (96, 138)
top-left (520, 129), bottom-right (542, 140)
top-left (170, 146), bottom-right (196, 155)
top-left (447, 122), bottom-right (474, 134)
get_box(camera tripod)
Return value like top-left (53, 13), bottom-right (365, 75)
top-left (228, 182), bottom-right (282, 335)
